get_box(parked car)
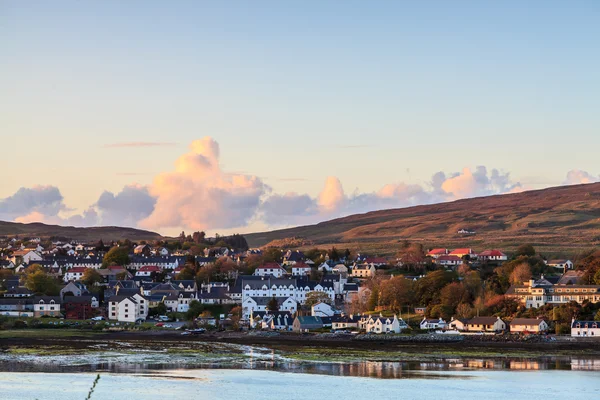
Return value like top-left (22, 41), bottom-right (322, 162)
top-left (91, 316), bottom-right (105, 321)
top-left (157, 315), bottom-right (170, 322)
top-left (155, 322), bottom-right (164, 327)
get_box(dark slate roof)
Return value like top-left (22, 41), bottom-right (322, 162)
top-left (510, 318), bottom-right (547, 326)
top-left (248, 296), bottom-right (295, 306)
top-left (295, 316), bottom-right (323, 326)
top-left (468, 317), bottom-right (502, 325)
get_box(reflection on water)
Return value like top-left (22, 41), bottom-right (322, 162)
top-left (1, 354), bottom-right (600, 378)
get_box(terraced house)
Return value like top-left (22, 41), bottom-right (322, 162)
top-left (506, 278), bottom-right (600, 308)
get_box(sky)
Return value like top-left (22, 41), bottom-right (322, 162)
top-left (1, 1), bottom-right (599, 236)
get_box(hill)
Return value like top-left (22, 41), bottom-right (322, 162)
top-left (0, 221), bottom-right (163, 242)
top-left (245, 182), bottom-right (600, 256)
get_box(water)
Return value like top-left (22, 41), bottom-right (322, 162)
top-left (1, 369), bottom-right (599, 400)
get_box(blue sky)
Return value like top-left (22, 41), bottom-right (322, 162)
top-left (1, 1), bottom-right (599, 234)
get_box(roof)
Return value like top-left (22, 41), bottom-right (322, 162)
top-left (256, 263), bottom-right (286, 271)
top-left (467, 316), bottom-right (502, 325)
top-left (510, 318), bottom-right (547, 326)
top-left (427, 249), bottom-right (447, 255)
top-left (139, 265), bottom-right (161, 272)
top-left (449, 248), bottom-right (475, 255)
top-left (247, 296), bottom-right (296, 306)
top-left (437, 255), bottom-right (462, 262)
top-left (479, 249), bottom-right (506, 257)
top-left (67, 267), bottom-right (88, 273)
top-left (365, 257), bottom-right (387, 264)
top-left (292, 262), bottom-right (311, 269)
top-left (295, 316), bottom-right (323, 326)
top-left (572, 320), bottom-right (600, 328)
top-left (547, 259), bottom-right (570, 265)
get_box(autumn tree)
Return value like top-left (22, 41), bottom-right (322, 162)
top-left (379, 276), bottom-right (414, 312)
top-left (510, 262), bottom-right (532, 284)
top-left (102, 246), bottom-right (130, 267)
top-left (262, 248), bottom-right (282, 263)
top-left (515, 244), bottom-right (536, 257)
top-left (439, 282), bottom-right (468, 311)
top-left (229, 306), bottom-right (243, 329)
top-left (81, 268), bottom-right (103, 286)
top-left (24, 266), bottom-right (60, 296)
top-left (177, 266), bottom-right (196, 281)
top-left (304, 291), bottom-right (332, 307)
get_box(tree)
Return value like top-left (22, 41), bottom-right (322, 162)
top-left (379, 276), bottom-right (414, 312)
top-left (439, 282), bottom-right (468, 311)
top-left (304, 291), bottom-right (332, 308)
top-left (367, 286), bottom-right (379, 311)
top-left (263, 248), bottom-right (282, 263)
top-left (510, 262), bottom-right (532, 285)
top-left (24, 268), bottom-right (60, 295)
top-left (267, 297), bottom-right (279, 312)
top-left (81, 269), bottom-right (103, 286)
top-left (192, 231), bottom-right (206, 244)
top-left (102, 246), bottom-right (130, 267)
top-left (229, 306), bottom-right (243, 330)
top-left (328, 247), bottom-right (340, 261)
top-left (154, 302), bottom-right (167, 316)
top-left (186, 300), bottom-right (204, 320)
top-left (456, 303), bottom-right (474, 319)
top-left (177, 266), bottom-right (196, 281)
top-left (515, 244), bottom-right (536, 257)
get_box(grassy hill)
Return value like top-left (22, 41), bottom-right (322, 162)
top-left (0, 221), bottom-right (163, 242)
top-left (245, 182), bottom-right (600, 256)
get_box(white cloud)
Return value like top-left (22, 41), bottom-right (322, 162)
top-left (95, 185), bottom-right (156, 227)
top-left (138, 137), bottom-right (268, 231)
top-left (0, 186), bottom-right (66, 222)
top-left (563, 170), bottom-right (600, 185)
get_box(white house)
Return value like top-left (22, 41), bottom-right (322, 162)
top-left (361, 314), bottom-right (408, 334)
top-left (571, 319), bottom-right (600, 337)
top-left (63, 267), bottom-right (88, 282)
top-left (509, 318), bottom-right (549, 333)
top-left (136, 265), bottom-right (161, 277)
top-left (478, 250), bottom-right (508, 262)
top-left (108, 293), bottom-right (148, 322)
top-left (547, 259), bottom-right (574, 270)
top-left (291, 263), bottom-right (312, 276)
top-left (254, 263), bottom-right (287, 278)
top-left (11, 250), bottom-right (42, 264)
top-left (33, 296), bottom-right (62, 318)
top-left (318, 262), bottom-right (332, 273)
top-left (420, 317), bottom-right (447, 330)
top-left (436, 255), bottom-right (462, 267)
top-left (332, 264), bottom-right (349, 277)
top-left (311, 301), bottom-right (335, 317)
top-left (448, 317), bottom-right (469, 331)
top-left (240, 277), bottom-right (335, 305)
top-left (241, 296), bottom-right (297, 319)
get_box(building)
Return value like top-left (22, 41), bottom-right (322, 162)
top-left (332, 264), bottom-right (349, 277)
top-left (448, 248), bottom-right (477, 259)
top-left (282, 250), bottom-right (305, 266)
top-left (420, 317), bottom-right (447, 330)
top-left (351, 264), bottom-right (376, 278)
top-left (237, 276), bottom-right (335, 306)
top-left (108, 293), bottom-right (148, 322)
top-left (331, 314), bottom-right (361, 330)
top-left (291, 262), bottom-right (312, 277)
top-left (361, 314), bottom-right (408, 334)
top-left (426, 249), bottom-right (448, 259)
top-left (253, 263), bottom-right (287, 278)
top-left (506, 278), bottom-right (600, 309)
top-left (509, 318), bottom-right (549, 333)
top-left (478, 250), bottom-right (508, 262)
top-left (448, 317), bottom-right (469, 331)
top-left (242, 296), bottom-right (298, 319)
top-left (465, 316), bottom-right (506, 332)
top-left (33, 296), bottom-right (62, 318)
top-left (547, 259), bottom-right (574, 270)
top-left (63, 267), bottom-right (88, 282)
top-left (293, 316), bottom-right (323, 332)
top-left (311, 302), bottom-right (335, 317)
top-left (436, 255), bottom-right (462, 267)
top-left (571, 320), bottom-right (600, 337)
top-left (136, 265), bottom-right (161, 277)
top-left (64, 295), bottom-right (98, 320)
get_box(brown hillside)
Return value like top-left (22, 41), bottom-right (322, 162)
top-left (246, 183), bottom-right (600, 256)
top-left (0, 221), bottom-right (162, 242)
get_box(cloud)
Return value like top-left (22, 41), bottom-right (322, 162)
top-left (259, 166), bottom-right (523, 227)
top-left (103, 142), bottom-right (177, 148)
top-left (95, 185), bottom-right (156, 227)
top-left (138, 137), bottom-right (268, 231)
top-left (563, 170), bottom-right (600, 185)
top-left (0, 186), bottom-right (66, 221)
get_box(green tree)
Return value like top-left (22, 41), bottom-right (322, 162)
top-left (102, 246), bottom-right (130, 267)
top-left (267, 297), bottom-right (279, 312)
top-left (24, 268), bottom-right (60, 295)
top-left (81, 269), bottom-right (103, 286)
top-left (367, 286), bottom-right (379, 311)
top-left (515, 244), bottom-right (536, 257)
top-left (186, 300), bottom-right (204, 320)
top-left (262, 248), bottom-right (282, 263)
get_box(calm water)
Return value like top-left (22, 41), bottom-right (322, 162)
top-left (1, 369), bottom-right (599, 400)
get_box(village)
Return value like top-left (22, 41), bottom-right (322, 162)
top-left (1, 234), bottom-right (600, 340)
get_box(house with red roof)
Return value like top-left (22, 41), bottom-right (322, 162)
top-left (448, 248), bottom-right (477, 259)
top-left (478, 249), bottom-right (508, 262)
top-left (426, 249), bottom-right (448, 259)
top-left (364, 257), bottom-right (388, 267)
top-left (135, 265), bottom-right (161, 277)
top-left (291, 262), bottom-right (312, 276)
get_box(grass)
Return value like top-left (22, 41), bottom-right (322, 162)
top-left (0, 329), bottom-right (104, 339)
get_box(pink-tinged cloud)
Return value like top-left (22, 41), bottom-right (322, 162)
top-left (139, 137), bottom-right (268, 231)
top-left (317, 177), bottom-right (346, 212)
top-left (103, 142), bottom-right (177, 148)
top-left (563, 170), bottom-right (600, 185)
